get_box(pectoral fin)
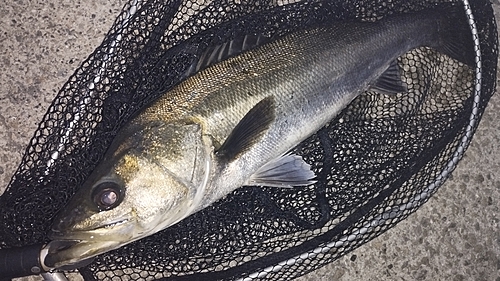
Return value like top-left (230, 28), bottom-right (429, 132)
top-left (216, 96), bottom-right (275, 160)
top-left (369, 61), bottom-right (407, 95)
top-left (245, 153), bottom-right (316, 188)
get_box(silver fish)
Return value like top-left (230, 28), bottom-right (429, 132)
top-left (46, 7), bottom-right (472, 268)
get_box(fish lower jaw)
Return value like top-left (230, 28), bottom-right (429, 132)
top-left (45, 239), bottom-right (122, 269)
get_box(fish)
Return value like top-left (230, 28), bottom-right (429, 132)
top-left (45, 6), bottom-right (473, 268)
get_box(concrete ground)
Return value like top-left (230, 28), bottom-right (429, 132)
top-left (0, 1), bottom-right (498, 280)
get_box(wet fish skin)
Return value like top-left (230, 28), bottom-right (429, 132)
top-left (46, 6), bottom-right (473, 268)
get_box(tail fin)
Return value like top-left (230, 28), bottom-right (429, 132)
top-left (434, 5), bottom-right (476, 67)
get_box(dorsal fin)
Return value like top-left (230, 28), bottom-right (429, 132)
top-left (184, 33), bottom-right (273, 78)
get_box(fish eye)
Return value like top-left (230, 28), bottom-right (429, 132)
top-left (91, 181), bottom-right (123, 211)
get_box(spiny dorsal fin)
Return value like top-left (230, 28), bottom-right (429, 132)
top-left (245, 153), bottom-right (317, 188)
top-left (184, 33), bottom-right (273, 78)
top-left (369, 60), bottom-right (407, 95)
top-left (216, 96), bottom-right (275, 160)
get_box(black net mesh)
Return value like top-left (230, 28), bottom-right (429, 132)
top-left (0, 0), bottom-right (497, 280)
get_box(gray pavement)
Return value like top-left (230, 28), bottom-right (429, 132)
top-left (0, 1), bottom-right (498, 280)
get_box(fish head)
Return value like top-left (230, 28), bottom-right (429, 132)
top-left (46, 121), bottom-right (211, 268)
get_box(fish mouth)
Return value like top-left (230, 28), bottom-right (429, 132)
top-left (46, 219), bottom-right (135, 269)
top-left (100, 218), bottom-right (129, 229)
top-left (44, 239), bottom-right (121, 269)
top-left (44, 240), bottom-right (87, 269)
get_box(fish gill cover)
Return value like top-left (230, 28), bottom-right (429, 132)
top-left (0, 0), bottom-right (497, 280)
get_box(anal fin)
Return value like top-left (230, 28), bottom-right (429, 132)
top-left (245, 154), bottom-right (316, 188)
